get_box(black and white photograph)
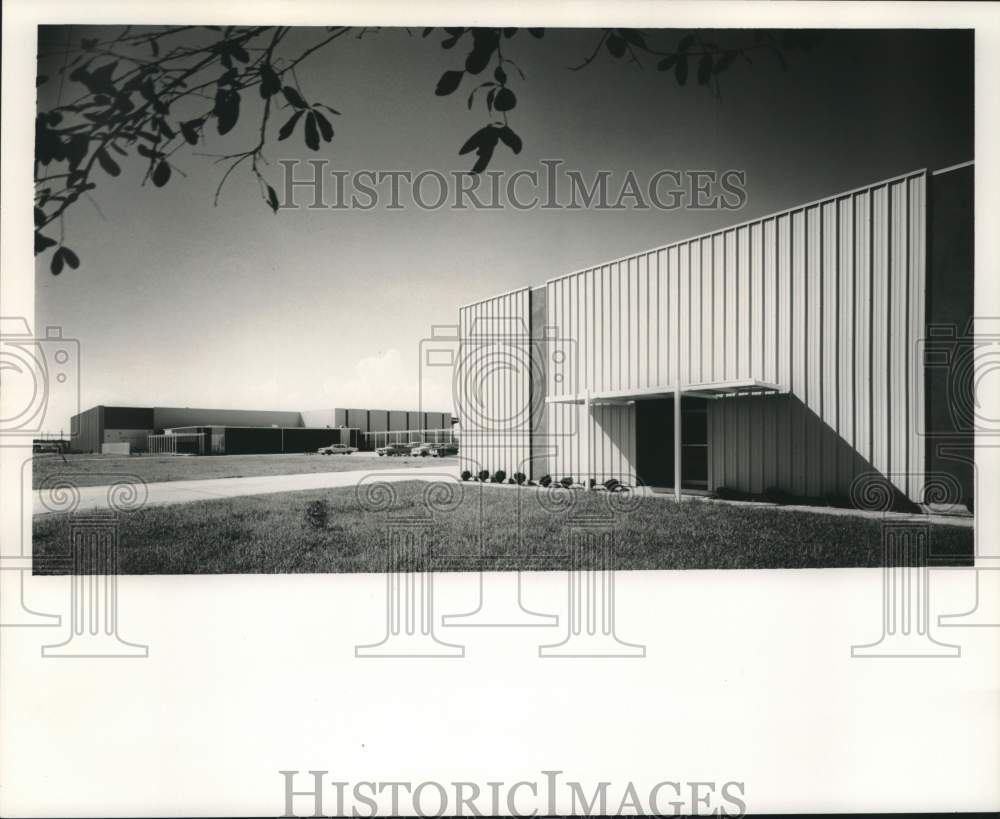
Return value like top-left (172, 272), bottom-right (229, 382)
top-left (2, 1), bottom-right (999, 817)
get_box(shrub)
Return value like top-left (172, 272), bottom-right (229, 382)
top-left (822, 493), bottom-right (853, 510)
top-left (539, 475), bottom-right (552, 488)
top-left (477, 469), bottom-right (490, 483)
top-left (527, 480), bottom-right (537, 486)
top-left (461, 470), bottom-right (472, 482)
top-left (507, 478), bottom-right (515, 484)
top-left (304, 499), bottom-right (329, 529)
top-left (560, 476), bottom-right (574, 488)
top-left (588, 478), bottom-right (597, 489)
top-left (763, 486), bottom-right (794, 505)
top-left (603, 478), bottom-right (621, 492)
top-left (716, 486), bottom-right (759, 502)
top-left (493, 469), bottom-right (507, 484)
top-left (513, 472), bottom-right (527, 485)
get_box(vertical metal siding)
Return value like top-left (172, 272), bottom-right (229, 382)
top-left (706, 172), bottom-right (927, 502)
top-left (457, 287), bottom-right (532, 478)
top-left (463, 170), bottom-right (928, 500)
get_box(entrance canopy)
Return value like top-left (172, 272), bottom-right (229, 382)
top-left (545, 378), bottom-right (786, 406)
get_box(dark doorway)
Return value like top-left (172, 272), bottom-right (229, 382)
top-left (635, 397), bottom-right (709, 489)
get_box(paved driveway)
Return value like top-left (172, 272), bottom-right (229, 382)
top-left (33, 465), bottom-right (460, 515)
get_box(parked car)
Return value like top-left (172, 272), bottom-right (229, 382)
top-left (429, 443), bottom-right (459, 457)
top-left (376, 444), bottom-right (413, 456)
top-left (409, 443), bottom-right (434, 457)
top-left (317, 443), bottom-right (358, 455)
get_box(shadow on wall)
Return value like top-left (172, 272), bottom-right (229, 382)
top-left (706, 393), bottom-right (971, 512)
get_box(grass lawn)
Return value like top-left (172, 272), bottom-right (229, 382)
top-left (33, 480), bottom-right (973, 574)
top-left (31, 451), bottom-right (455, 489)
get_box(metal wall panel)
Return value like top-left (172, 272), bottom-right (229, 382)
top-left (547, 170), bottom-right (927, 499)
top-left (388, 410), bottom-right (407, 432)
top-left (707, 172), bottom-right (927, 501)
top-left (153, 406), bottom-right (302, 430)
top-left (464, 170), bottom-right (930, 499)
top-left (346, 408), bottom-right (369, 432)
top-left (545, 273), bottom-right (637, 484)
top-left (70, 406), bottom-right (102, 452)
top-left (457, 287), bottom-right (532, 477)
top-left (300, 409), bottom-right (338, 428)
top-left (104, 406), bottom-right (155, 430)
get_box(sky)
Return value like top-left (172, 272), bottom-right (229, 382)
top-left (34, 27), bottom-right (973, 434)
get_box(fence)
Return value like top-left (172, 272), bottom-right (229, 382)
top-left (146, 432), bottom-right (207, 455)
top-left (362, 428), bottom-right (459, 449)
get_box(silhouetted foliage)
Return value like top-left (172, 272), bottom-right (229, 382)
top-left (34, 25), bottom-right (819, 272)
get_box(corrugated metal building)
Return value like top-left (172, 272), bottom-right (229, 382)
top-left (458, 164), bottom-right (974, 506)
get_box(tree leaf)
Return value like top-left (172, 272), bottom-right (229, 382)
top-left (180, 119), bottom-right (201, 145)
top-left (215, 88), bottom-right (240, 135)
top-left (435, 69), bottom-right (464, 96)
top-left (87, 61), bottom-right (119, 94)
top-left (304, 111), bottom-right (320, 151)
top-left (314, 110), bottom-right (334, 142)
top-left (470, 143), bottom-right (495, 174)
top-left (606, 35), bottom-right (626, 58)
top-left (494, 87), bottom-right (516, 112)
top-left (465, 46), bottom-right (493, 75)
top-left (61, 246), bottom-right (80, 269)
top-left (34, 206), bottom-right (45, 227)
top-left (283, 86), bottom-right (307, 108)
top-left (422, 28), bottom-right (434, 38)
top-left (34, 231), bottom-right (57, 254)
top-left (698, 54), bottom-right (713, 84)
top-left (678, 34), bottom-right (695, 52)
top-left (675, 55), bottom-right (689, 86)
top-left (621, 29), bottom-right (646, 48)
top-left (528, 28), bottom-right (545, 38)
top-left (459, 126), bottom-right (494, 155)
top-left (266, 185), bottom-right (279, 213)
top-left (96, 149), bottom-right (121, 177)
top-left (259, 64), bottom-right (281, 98)
top-left (494, 65), bottom-right (507, 84)
top-left (278, 110), bottom-right (303, 140)
top-left (152, 160), bottom-right (171, 187)
top-left (497, 125), bottom-right (522, 154)
top-left (657, 54), bottom-right (678, 71)
top-left (51, 248), bottom-right (65, 275)
top-left (459, 126), bottom-right (501, 174)
top-left (714, 50), bottom-right (738, 74)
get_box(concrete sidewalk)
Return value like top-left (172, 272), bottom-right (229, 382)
top-left (33, 465), bottom-right (460, 516)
